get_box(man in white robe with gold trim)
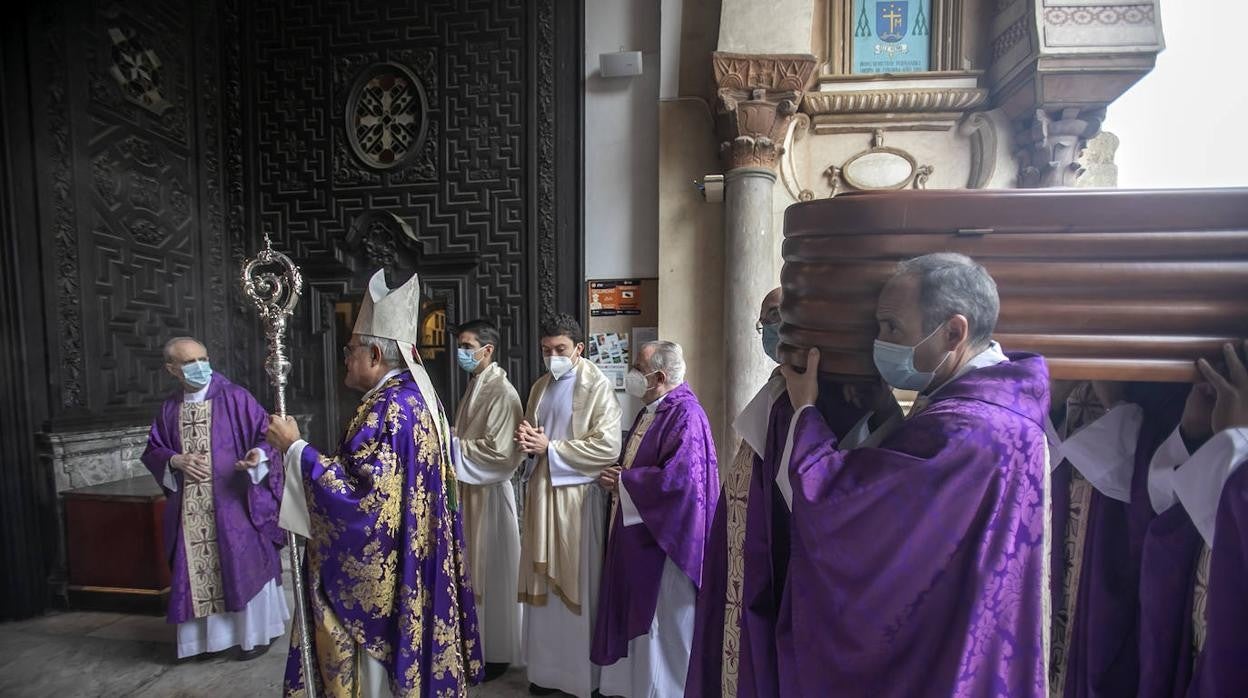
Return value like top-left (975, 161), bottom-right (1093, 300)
top-left (451, 318), bottom-right (524, 682)
top-left (515, 312), bottom-right (622, 698)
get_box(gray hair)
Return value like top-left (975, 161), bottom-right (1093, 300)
top-left (162, 336), bottom-right (205, 362)
top-left (893, 252), bottom-right (999, 349)
top-left (358, 334), bottom-right (406, 368)
top-left (642, 340), bottom-right (686, 387)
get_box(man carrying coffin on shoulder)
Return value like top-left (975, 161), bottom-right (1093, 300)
top-left (777, 252), bottom-right (1049, 697)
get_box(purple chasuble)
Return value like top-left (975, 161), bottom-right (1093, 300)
top-left (1136, 503), bottom-right (1202, 698)
top-left (591, 383), bottom-right (719, 666)
top-left (1132, 389), bottom-right (1203, 698)
top-left (777, 354), bottom-right (1050, 698)
top-left (283, 372), bottom-right (482, 697)
top-left (1050, 383), bottom-right (1188, 698)
top-left (1051, 473), bottom-right (1143, 698)
top-left (1189, 459), bottom-right (1248, 697)
top-left (686, 381), bottom-right (864, 698)
top-left (140, 373), bottom-right (284, 625)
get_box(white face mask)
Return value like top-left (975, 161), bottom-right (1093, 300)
top-left (545, 355), bottom-right (575, 380)
top-left (872, 322), bottom-right (951, 392)
top-left (624, 369), bottom-right (657, 399)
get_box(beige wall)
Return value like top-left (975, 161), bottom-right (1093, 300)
top-left (657, 98), bottom-right (727, 454)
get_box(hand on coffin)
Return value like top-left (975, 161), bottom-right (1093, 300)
top-left (266, 415), bottom-right (301, 454)
top-left (781, 347), bottom-right (821, 410)
top-left (1197, 340), bottom-right (1248, 434)
top-left (1181, 382), bottom-right (1216, 447)
top-left (234, 448), bottom-right (263, 471)
top-left (598, 466), bottom-right (621, 492)
top-left (171, 453), bottom-right (211, 482)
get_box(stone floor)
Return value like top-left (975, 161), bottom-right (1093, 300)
top-left (0, 609), bottom-right (532, 697)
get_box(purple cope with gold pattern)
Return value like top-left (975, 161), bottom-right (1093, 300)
top-left (283, 372), bottom-right (482, 697)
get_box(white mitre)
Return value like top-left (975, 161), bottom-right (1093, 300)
top-left (352, 269), bottom-right (450, 457)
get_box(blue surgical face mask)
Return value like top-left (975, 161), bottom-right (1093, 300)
top-left (761, 322), bottom-right (782, 364)
top-left (872, 323), bottom-right (951, 392)
top-left (181, 360), bottom-right (213, 389)
top-left (456, 346), bottom-right (487, 373)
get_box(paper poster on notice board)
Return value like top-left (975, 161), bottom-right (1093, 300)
top-left (589, 280), bottom-right (642, 316)
top-left (587, 331), bottom-right (630, 390)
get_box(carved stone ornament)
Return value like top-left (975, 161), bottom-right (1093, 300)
top-left (824, 130), bottom-right (934, 196)
top-left (1016, 107), bottom-right (1104, 188)
top-left (713, 53), bottom-right (817, 172)
top-left (805, 71), bottom-right (987, 134)
top-left (107, 26), bottom-right (172, 116)
top-left (345, 62), bottom-right (430, 170)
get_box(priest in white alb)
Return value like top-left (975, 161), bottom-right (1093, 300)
top-left (515, 313), bottom-right (622, 698)
top-left (451, 318), bottom-right (524, 682)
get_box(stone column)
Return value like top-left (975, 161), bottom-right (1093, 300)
top-left (713, 53), bottom-right (815, 447)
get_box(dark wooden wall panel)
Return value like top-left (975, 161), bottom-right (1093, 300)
top-left (1, 0), bottom-right (583, 617)
top-left (30, 0), bottom-right (232, 429)
top-left (234, 0), bottom-right (581, 441)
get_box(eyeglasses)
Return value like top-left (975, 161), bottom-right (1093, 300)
top-left (342, 344), bottom-right (366, 360)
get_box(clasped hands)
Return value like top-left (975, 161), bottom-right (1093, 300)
top-left (598, 466), bottom-right (621, 492)
top-left (514, 420), bottom-right (549, 456)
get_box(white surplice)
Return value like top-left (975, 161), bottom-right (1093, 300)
top-left (1150, 425), bottom-right (1248, 546)
top-left (522, 370), bottom-right (607, 698)
top-left (163, 378), bottom-right (291, 658)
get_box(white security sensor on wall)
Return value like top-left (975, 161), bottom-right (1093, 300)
top-left (599, 51), bottom-right (643, 78)
top-left (698, 174), bottom-right (724, 203)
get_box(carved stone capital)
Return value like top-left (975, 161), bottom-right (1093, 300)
top-left (1016, 107), bottom-right (1104, 188)
top-left (713, 52), bottom-right (816, 172)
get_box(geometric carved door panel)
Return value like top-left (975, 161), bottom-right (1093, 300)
top-left (235, 0), bottom-right (579, 440)
top-left (31, 0), bottom-right (231, 427)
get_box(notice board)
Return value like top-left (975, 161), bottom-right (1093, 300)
top-left (586, 278), bottom-right (659, 391)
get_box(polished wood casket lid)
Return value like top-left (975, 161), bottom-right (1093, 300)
top-left (779, 187), bottom-right (1248, 382)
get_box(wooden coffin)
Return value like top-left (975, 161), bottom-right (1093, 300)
top-left (779, 188), bottom-right (1248, 382)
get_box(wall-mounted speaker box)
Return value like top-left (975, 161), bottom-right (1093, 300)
top-left (599, 51), bottom-right (643, 78)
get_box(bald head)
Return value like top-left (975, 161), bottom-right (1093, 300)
top-left (163, 337), bottom-right (206, 363)
top-left (759, 287), bottom-right (782, 326)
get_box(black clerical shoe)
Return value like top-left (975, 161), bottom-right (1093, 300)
top-left (528, 683), bottom-right (560, 696)
top-left (237, 643), bottom-right (271, 661)
top-left (483, 662), bottom-right (509, 683)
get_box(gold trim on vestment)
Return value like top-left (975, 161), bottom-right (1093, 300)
top-left (1046, 384), bottom-right (1106, 697)
top-left (1049, 470), bottom-right (1092, 697)
top-left (721, 440), bottom-right (755, 698)
top-left (1192, 543), bottom-right (1211, 657)
top-left (179, 400), bottom-right (226, 619)
top-left (609, 411), bottom-right (657, 534)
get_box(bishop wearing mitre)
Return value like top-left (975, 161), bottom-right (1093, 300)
top-left (267, 269), bottom-right (482, 697)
